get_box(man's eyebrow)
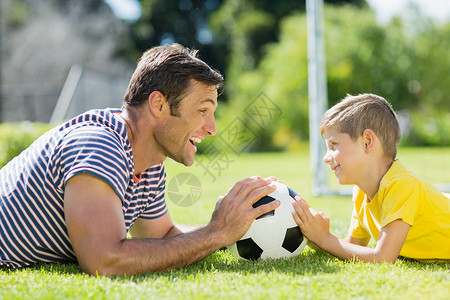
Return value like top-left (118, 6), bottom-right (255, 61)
top-left (200, 98), bottom-right (217, 107)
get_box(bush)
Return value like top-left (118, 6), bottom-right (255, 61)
top-left (0, 122), bottom-right (52, 168)
top-left (401, 111), bottom-right (450, 146)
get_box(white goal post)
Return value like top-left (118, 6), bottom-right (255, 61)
top-left (306, 0), bottom-right (330, 196)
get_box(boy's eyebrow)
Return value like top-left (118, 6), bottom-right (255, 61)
top-left (325, 137), bottom-right (336, 145)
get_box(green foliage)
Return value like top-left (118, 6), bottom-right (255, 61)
top-left (125, 0), bottom-right (226, 73)
top-left (0, 122), bottom-right (52, 168)
top-left (402, 111), bottom-right (450, 146)
top-left (4, 0), bottom-right (31, 29)
top-left (125, 0), bottom-right (368, 79)
top-left (216, 4), bottom-right (450, 150)
top-left (207, 0), bottom-right (368, 73)
top-left (210, 0), bottom-right (277, 73)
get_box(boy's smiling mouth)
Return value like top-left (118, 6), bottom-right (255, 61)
top-left (331, 164), bottom-right (340, 174)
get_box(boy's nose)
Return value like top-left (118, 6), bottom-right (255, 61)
top-left (323, 153), bottom-right (333, 164)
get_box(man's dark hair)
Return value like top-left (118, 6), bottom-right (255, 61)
top-left (123, 43), bottom-right (223, 116)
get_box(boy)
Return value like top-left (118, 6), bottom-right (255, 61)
top-left (292, 93), bottom-right (450, 263)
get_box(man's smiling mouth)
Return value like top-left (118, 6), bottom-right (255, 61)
top-left (189, 136), bottom-right (202, 146)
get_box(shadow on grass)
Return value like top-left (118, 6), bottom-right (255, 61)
top-left (129, 248), bottom-right (344, 282)
top-left (2, 249), bottom-right (447, 281)
top-left (396, 257), bottom-right (450, 271)
top-left (131, 248), bottom-right (450, 283)
top-left (1, 249), bottom-right (338, 281)
top-left (0, 261), bottom-right (83, 276)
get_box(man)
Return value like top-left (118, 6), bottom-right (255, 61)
top-left (0, 44), bottom-right (279, 276)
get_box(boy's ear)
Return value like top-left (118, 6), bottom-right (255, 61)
top-left (362, 129), bottom-right (376, 153)
top-left (147, 91), bottom-right (168, 118)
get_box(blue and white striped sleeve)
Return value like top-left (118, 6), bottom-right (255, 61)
top-left (58, 126), bottom-right (130, 201)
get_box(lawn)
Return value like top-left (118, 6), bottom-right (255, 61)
top-left (1, 147), bottom-right (449, 299)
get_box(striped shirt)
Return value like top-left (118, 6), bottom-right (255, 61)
top-left (0, 109), bottom-right (167, 268)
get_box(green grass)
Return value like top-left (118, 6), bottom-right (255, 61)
top-left (1, 147), bottom-right (449, 299)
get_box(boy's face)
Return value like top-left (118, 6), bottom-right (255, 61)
top-left (322, 127), bottom-right (366, 185)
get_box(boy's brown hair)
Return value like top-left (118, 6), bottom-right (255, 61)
top-left (319, 93), bottom-right (401, 160)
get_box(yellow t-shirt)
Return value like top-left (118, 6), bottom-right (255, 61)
top-left (349, 160), bottom-right (450, 260)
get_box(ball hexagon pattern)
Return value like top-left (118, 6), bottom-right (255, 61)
top-left (227, 182), bottom-right (307, 260)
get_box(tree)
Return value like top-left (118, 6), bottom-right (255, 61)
top-left (209, 0), bottom-right (367, 72)
top-left (213, 4), bottom-right (450, 150)
top-left (124, 0), bottom-right (368, 77)
top-left (123, 0), bottom-right (225, 73)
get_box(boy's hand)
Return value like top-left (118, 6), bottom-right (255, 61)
top-left (291, 197), bottom-right (411, 264)
top-left (292, 196), bottom-right (332, 248)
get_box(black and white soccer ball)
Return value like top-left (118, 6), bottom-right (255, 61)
top-left (227, 182), bottom-right (307, 260)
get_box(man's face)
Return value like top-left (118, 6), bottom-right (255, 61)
top-left (322, 127), bottom-right (366, 185)
top-left (154, 80), bottom-right (218, 166)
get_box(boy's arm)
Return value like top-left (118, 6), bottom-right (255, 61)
top-left (345, 235), bottom-right (371, 246)
top-left (320, 220), bottom-right (410, 263)
top-left (292, 197), bottom-right (410, 263)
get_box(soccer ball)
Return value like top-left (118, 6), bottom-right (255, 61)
top-left (227, 182), bottom-right (307, 260)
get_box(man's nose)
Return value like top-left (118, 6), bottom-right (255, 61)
top-left (204, 115), bottom-right (216, 136)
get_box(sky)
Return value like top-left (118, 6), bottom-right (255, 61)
top-left (104, 0), bottom-right (141, 21)
top-left (104, 0), bottom-right (450, 23)
top-left (366, 0), bottom-right (450, 23)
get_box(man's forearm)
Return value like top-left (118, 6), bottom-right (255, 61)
top-left (69, 176), bottom-right (279, 276)
top-left (91, 223), bottom-right (223, 276)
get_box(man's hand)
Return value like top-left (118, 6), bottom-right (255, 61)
top-left (208, 176), bottom-right (279, 247)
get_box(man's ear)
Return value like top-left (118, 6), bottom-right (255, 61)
top-left (147, 91), bottom-right (168, 118)
top-left (362, 129), bottom-right (376, 153)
